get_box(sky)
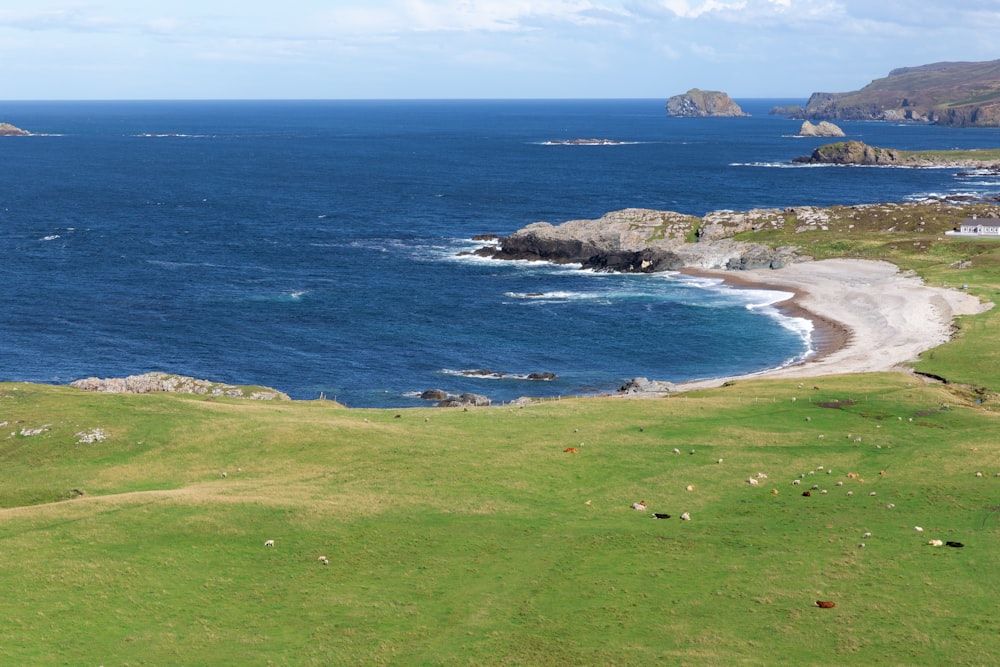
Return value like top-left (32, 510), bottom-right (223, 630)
top-left (1, 0), bottom-right (998, 100)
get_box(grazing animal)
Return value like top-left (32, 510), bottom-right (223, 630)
top-left (914, 526), bottom-right (923, 532)
top-left (680, 512), bottom-right (691, 521)
top-left (757, 472), bottom-right (768, 479)
top-left (564, 447), bottom-right (579, 453)
top-left (847, 491), bottom-right (853, 496)
top-left (672, 448), bottom-right (681, 455)
top-left (264, 540), bottom-right (275, 547)
top-left (792, 479), bottom-right (801, 485)
top-left (975, 472), bottom-right (983, 478)
top-left (653, 513), bottom-right (671, 519)
top-left (886, 503), bottom-right (895, 509)
top-left (835, 481), bottom-right (844, 486)
top-left (747, 478), bottom-right (759, 486)
top-left (928, 540), bottom-right (944, 547)
top-left (946, 541), bottom-right (964, 548)
top-left (869, 491), bottom-right (877, 497)
top-left (862, 532), bottom-right (872, 538)
top-left (318, 555), bottom-right (329, 564)
top-left (816, 601), bottom-right (836, 609)
top-left (771, 489), bottom-right (779, 495)
top-left (847, 472), bottom-right (860, 479)
top-left (717, 458), bottom-right (723, 464)
top-left (685, 484), bottom-right (695, 492)
top-left (631, 501), bottom-right (647, 511)
top-left (802, 491), bottom-right (811, 497)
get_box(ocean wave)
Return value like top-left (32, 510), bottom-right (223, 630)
top-left (440, 369), bottom-right (555, 381)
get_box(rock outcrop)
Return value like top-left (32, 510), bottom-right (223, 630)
top-left (0, 122), bottom-right (29, 136)
top-left (70, 372), bottom-right (290, 400)
top-left (666, 89), bottom-right (749, 118)
top-left (797, 121), bottom-right (845, 137)
top-left (477, 208), bottom-right (801, 272)
top-left (796, 60), bottom-right (1000, 128)
top-left (792, 140), bottom-right (903, 166)
top-left (792, 140), bottom-right (1000, 168)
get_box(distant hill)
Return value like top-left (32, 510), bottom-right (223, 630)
top-left (797, 60), bottom-right (1000, 127)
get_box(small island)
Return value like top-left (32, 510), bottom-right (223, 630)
top-left (666, 88), bottom-right (749, 118)
top-left (0, 122), bottom-right (30, 136)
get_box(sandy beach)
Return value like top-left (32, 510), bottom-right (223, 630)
top-left (670, 258), bottom-right (992, 392)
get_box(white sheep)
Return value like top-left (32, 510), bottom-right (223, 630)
top-left (756, 472), bottom-right (768, 479)
top-left (220, 471), bottom-right (227, 478)
top-left (747, 478), bottom-right (759, 486)
top-left (264, 539), bottom-right (275, 547)
top-left (862, 531), bottom-right (872, 538)
top-left (318, 555), bottom-right (329, 564)
top-left (975, 472), bottom-right (984, 478)
top-left (928, 539), bottom-right (944, 547)
top-left (672, 448), bottom-right (680, 455)
top-left (792, 479), bottom-right (801, 485)
top-left (680, 512), bottom-right (691, 521)
top-left (914, 526), bottom-right (923, 532)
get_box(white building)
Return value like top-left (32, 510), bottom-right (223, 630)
top-left (946, 216), bottom-right (1000, 237)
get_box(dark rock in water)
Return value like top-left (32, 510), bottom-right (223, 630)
top-left (581, 249), bottom-right (685, 273)
top-left (527, 372), bottom-right (557, 381)
top-left (420, 389), bottom-right (449, 401)
top-left (438, 392), bottom-right (491, 408)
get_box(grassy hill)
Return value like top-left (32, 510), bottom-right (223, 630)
top-left (2, 201), bottom-right (1000, 665)
top-left (800, 60), bottom-right (1000, 127)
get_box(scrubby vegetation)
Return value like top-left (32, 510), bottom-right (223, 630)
top-left (2, 200), bottom-right (999, 665)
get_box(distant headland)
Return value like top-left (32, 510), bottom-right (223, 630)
top-left (781, 59), bottom-right (1000, 127)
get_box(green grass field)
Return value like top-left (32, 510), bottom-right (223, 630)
top-left (3, 202), bottom-right (999, 665)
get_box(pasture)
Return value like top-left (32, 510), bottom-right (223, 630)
top-left (1, 372), bottom-right (998, 665)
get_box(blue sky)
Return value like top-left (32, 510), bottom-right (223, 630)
top-left (1, 0), bottom-right (998, 100)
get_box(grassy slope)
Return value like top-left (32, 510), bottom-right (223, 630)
top-left (2, 202), bottom-right (1000, 666)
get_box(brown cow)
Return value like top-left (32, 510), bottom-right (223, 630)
top-left (816, 600), bottom-right (836, 609)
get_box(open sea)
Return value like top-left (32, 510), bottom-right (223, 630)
top-left (2, 99), bottom-right (999, 407)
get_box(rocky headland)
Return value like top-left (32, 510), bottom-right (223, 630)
top-left (475, 208), bottom-right (802, 272)
top-left (795, 60), bottom-right (1000, 127)
top-left (793, 140), bottom-right (1000, 169)
top-left (666, 89), bottom-right (749, 118)
top-left (0, 122), bottom-right (29, 136)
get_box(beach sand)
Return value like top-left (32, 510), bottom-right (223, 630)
top-left (667, 258), bottom-right (992, 393)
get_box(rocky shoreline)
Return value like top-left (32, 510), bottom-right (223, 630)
top-left (70, 372), bottom-right (290, 400)
top-left (473, 208), bottom-right (801, 273)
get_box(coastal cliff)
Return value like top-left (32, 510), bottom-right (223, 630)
top-left (666, 89), bottom-right (749, 118)
top-left (797, 60), bottom-right (1000, 127)
top-left (477, 208), bottom-right (800, 272)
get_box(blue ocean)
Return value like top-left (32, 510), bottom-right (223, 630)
top-left (2, 99), bottom-right (998, 407)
